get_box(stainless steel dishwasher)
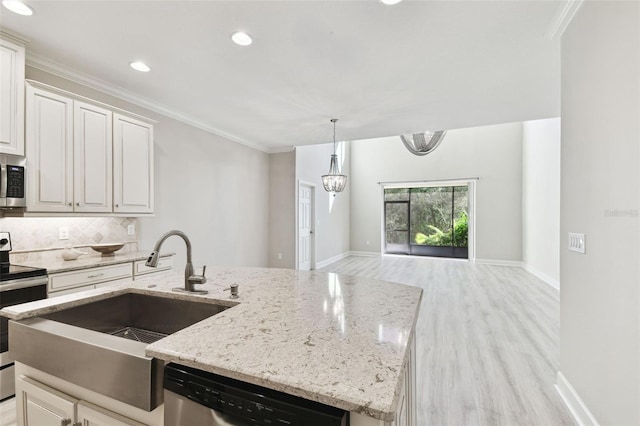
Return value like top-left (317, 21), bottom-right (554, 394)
top-left (164, 363), bottom-right (348, 426)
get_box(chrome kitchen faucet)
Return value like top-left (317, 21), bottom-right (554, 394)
top-left (146, 230), bottom-right (207, 294)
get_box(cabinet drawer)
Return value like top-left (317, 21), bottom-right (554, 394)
top-left (49, 263), bottom-right (132, 292)
top-left (133, 257), bottom-right (173, 276)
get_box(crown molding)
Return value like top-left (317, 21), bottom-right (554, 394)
top-left (0, 29), bottom-right (30, 45)
top-left (546, 0), bottom-right (584, 40)
top-left (25, 52), bottom-right (273, 154)
top-left (268, 145), bottom-right (295, 153)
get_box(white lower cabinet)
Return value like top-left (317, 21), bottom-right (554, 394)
top-left (133, 257), bottom-right (173, 278)
top-left (77, 400), bottom-right (146, 426)
top-left (47, 256), bottom-right (174, 298)
top-left (16, 375), bottom-right (146, 426)
top-left (48, 263), bottom-right (132, 297)
top-left (350, 334), bottom-right (416, 426)
top-left (16, 376), bottom-right (76, 426)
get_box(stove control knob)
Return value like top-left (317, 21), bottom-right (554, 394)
top-left (0, 238), bottom-right (8, 245)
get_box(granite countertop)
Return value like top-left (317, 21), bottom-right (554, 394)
top-left (1, 267), bottom-right (422, 421)
top-left (15, 250), bottom-right (174, 274)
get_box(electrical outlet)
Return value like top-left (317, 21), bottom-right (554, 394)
top-left (59, 227), bottom-right (69, 240)
top-left (277, 253), bottom-right (283, 260)
top-left (127, 224), bottom-right (135, 235)
top-left (568, 233), bottom-right (585, 253)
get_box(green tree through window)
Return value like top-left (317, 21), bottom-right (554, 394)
top-left (384, 185), bottom-right (469, 258)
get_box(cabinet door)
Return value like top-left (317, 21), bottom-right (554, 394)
top-left (25, 84), bottom-right (74, 212)
top-left (74, 101), bottom-right (113, 213)
top-left (113, 114), bottom-right (154, 214)
top-left (0, 36), bottom-right (25, 155)
top-left (16, 375), bottom-right (77, 426)
top-left (78, 400), bottom-right (147, 426)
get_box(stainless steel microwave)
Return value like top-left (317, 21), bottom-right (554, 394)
top-left (0, 154), bottom-right (26, 209)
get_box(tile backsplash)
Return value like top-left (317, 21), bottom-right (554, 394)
top-left (0, 217), bottom-right (138, 262)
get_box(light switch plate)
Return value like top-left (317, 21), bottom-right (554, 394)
top-left (128, 224), bottom-right (135, 235)
top-left (568, 233), bottom-right (585, 253)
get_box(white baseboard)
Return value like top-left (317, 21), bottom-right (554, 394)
top-left (348, 251), bottom-right (380, 258)
top-left (555, 371), bottom-right (600, 426)
top-left (474, 259), bottom-right (523, 267)
top-left (523, 263), bottom-right (560, 290)
top-left (315, 252), bottom-right (350, 269)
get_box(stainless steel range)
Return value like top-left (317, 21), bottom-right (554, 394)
top-left (0, 232), bottom-right (47, 400)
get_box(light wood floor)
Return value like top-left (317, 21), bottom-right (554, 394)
top-left (319, 255), bottom-right (574, 426)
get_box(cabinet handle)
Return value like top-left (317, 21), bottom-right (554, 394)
top-left (60, 419), bottom-right (72, 426)
top-left (115, 204), bottom-right (119, 208)
top-left (76, 202), bottom-right (80, 206)
top-left (68, 202), bottom-right (72, 207)
top-left (87, 273), bottom-right (104, 279)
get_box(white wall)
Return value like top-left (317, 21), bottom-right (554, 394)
top-left (26, 67), bottom-right (271, 270)
top-left (268, 151), bottom-right (296, 268)
top-left (295, 142), bottom-right (350, 266)
top-left (522, 118), bottom-right (560, 287)
top-left (350, 123), bottom-right (523, 262)
top-left (560, 2), bottom-right (639, 424)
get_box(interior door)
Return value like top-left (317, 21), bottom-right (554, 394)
top-left (298, 184), bottom-right (313, 271)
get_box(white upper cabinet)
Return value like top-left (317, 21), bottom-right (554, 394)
top-left (74, 101), bottom-right (113, 213)
top-left (113, 113), bottom-right (154, 214)
top-left (0, 35), bottom-right (26, 155)
top-left (26, 84), bottom-right (74, 212)
top-left (25, 80), bottom-right (155, 215)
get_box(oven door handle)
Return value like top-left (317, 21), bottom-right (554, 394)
top-left (0, 276), bottom-right (48, 292)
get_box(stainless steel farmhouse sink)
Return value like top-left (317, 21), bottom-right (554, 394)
top-left (9, 293), bottom-right (230, 411)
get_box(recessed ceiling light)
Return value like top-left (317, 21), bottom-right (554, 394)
top-left (380, 0), bottom-right (403, 5)
top-left (129, 61), bottom-right (151, 73)
top-left (2, 0), bottom-right (34, 16)
top-left (231, 31), bottom-right (253, 47)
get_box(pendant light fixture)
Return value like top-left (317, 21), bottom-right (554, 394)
top-left (400, 130), bottom-right (447, 156)
top-left (322, 119), bottom-right (348, 193)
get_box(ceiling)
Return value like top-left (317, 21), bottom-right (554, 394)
top-left (0, 0), bottom-right (562, 152)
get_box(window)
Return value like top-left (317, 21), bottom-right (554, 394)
top-left (384, 185), bottom-right (469, 259)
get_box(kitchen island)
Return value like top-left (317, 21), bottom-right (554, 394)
top-left (2, 267), bottom-right (422, 425)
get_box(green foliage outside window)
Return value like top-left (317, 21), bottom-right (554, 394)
top-left (385, 185), bottom-right (469, 248)
top-left (415, 211), bottom-right (468, 247)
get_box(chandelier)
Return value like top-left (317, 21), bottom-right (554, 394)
top-left (400, 130), bottom-right (447, 156)
top-left (321, 119), bottom-right (348, 193)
